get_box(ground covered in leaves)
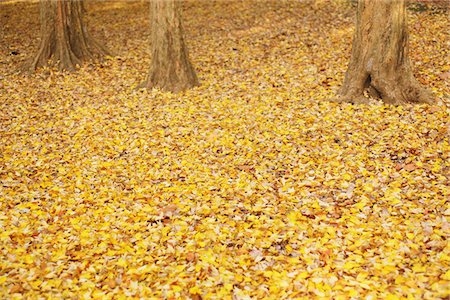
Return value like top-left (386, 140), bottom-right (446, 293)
top-left (1, 1), bottom-right (449, 299)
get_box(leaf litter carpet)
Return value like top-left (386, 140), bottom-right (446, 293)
top-left (0, 1), bottom-right (449, 299)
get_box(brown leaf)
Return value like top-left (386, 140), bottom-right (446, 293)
top-left (190, 294), bottom-right (203, 300)
top-left (161, 204), bottom-right (178, 215)
top-left (10, 284), bottom-right (23, 294)
top-left (186, 251), bottom-right (197, 262)
top-left (403, 163), bottom-right (417, 172)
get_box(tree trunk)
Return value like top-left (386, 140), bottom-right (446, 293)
top-left (31, 0), bottom-right (109, 71)
top-left (336, 0), bottom-right (434, 105)
top-left (141, 0), bottom-right (199, 93)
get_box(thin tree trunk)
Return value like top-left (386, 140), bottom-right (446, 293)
top-left (31, 0), bottom-right (109, 71)
top-left (141, 0), bottom-right (199, 93)
top-left (336, 0), bottom-right (434, 105)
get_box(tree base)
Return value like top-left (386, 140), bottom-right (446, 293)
top-left (137, 78), bottom-right (199, 94)
top-left (31, 0), bottom-right (110, 72)
top-left (332, 95), bottom-right (371, 105)
top-left (336, 1), bottom-right (435, 106)
top-left (31, 38), bottom-right (109, 72)
top-left (335, 75), bottom-right (435, 105)
top-left (142, 0), bottom-right (199, 93)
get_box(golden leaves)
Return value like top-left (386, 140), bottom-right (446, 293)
top-left (1, 0), bottom-right (449, 299)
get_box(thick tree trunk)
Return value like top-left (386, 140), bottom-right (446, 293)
top-left (336, 0), bottom-right (434, 105)
top-left (31, 0), bottom-right (109, 71)
top-left (141, 0), bottom-right (199, 93)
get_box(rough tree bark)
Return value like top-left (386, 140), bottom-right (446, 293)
top-left (336, 0), bottom-right (434, 105)
top-left (31, 0), bottom-right (109, 71)
top-left (140, 0), bottom-right (199, 93)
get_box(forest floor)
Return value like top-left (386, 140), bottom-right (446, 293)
top-left (1, 1), bottom-right (449, 299)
